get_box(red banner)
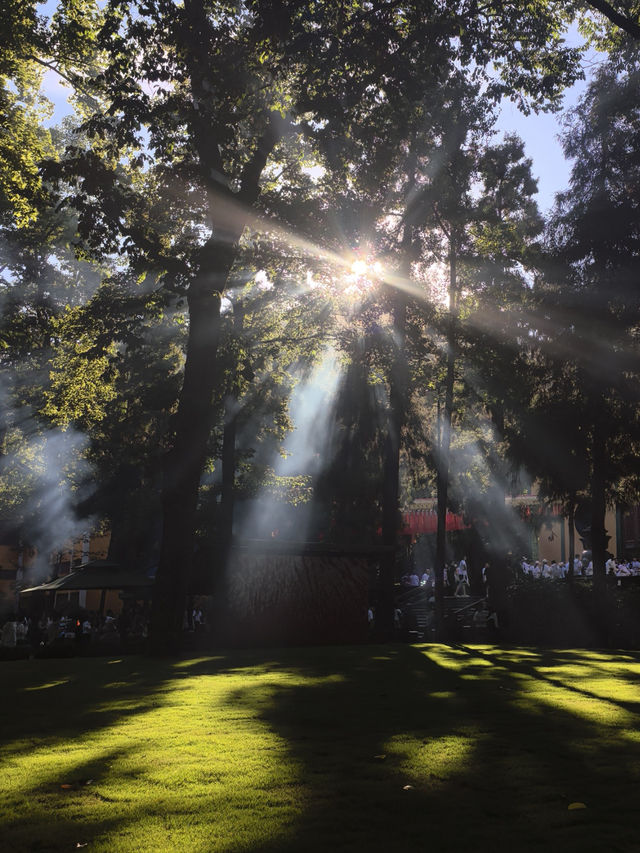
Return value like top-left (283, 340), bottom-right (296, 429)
top-left (401, 510), bottom-right (469, 536)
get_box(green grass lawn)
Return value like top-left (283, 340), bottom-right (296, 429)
top-left (2, 643), bottom-right (640, 852)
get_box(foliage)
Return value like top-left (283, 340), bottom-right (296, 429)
top-left (505, 576), bottom-right (640, 646)
top-left (5, 0), bottom-right (640, 642)
top-left (511, 56), bottom-right (640, 514)
top-left (0, 1), bottom-right (54, 227)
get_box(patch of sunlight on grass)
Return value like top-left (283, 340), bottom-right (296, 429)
top-left (171, 656), bottom-right (226, 668)
top-left (421, 645), bottom-right (493, 669)
top-left (4, 741), bottom-right (120, 796)
top-left (23, 679), bottom-right (70, 691)
top-left (497, 648), bottom-right (539, 657)
top-left (579, 650), bottom-right (634, 662)
top-left (536, 661), bottom-right (640, 686)
top-left (383, 732), bottom-right (475, 790)
top-left (421, 644), bottom-right (640, 729)
top-left (514, 685), bottom-right (633, 728)
top-left (1, 662), bottom-right (311, 852)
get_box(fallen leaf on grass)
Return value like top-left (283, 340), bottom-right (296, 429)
top-left (61, 784), bottom-right (73, 790)
top-left (373, 754), bottom-right (386, 761)
top-left (568, 802), bottom-right (587, 810)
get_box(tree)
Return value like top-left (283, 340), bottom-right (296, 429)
top-left (45, 1), bottom-right (452, 646)
top-left (42, 0), bottom-right (596, 651)
top-left (398, 100), bottom-right (543, 611)
top-left (45, 0), bottom-right (309, 649)
top-left (450, 136), bottom-right (545, 563)
top-left (531, 56), bottom-right (640, 612)
top-left (581, 0), bottom-right (640, 42)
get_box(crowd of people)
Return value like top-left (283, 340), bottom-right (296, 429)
top-left (401, 557), bottom-right (474, 597)
top-left (400, 551), bottom-right (640, 600)
top-left (519, 554), bottom-right (640, 579)
top-left (0, 606), bottom-right (150, 653)
top-left (0, 601), bottom-right (212, 654)
top-left (392, 550), bottom-right (640, 639)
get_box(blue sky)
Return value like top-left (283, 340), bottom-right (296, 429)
top-left (494, 75), bottom-right (591, 215)
top-left (495, 101), bottom-right (573, 214)
top-left (493, 25), bottom-right (604, 214)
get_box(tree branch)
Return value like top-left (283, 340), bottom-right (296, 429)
top-left (28, 55), bottom-right (92, 97)
top-left (239, 116), bottom-right (282, 206)
top-left (586, 0), bottom-right (640, 39)
top-left (255, 332), bottom-right (327, 347)
top-left (432, 202), bottom-right (451, 240)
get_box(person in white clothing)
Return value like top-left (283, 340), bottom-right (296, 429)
top-left (455, 558), bottom-right (471, 597)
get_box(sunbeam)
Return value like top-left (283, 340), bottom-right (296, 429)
top-left (233, 348), bottom-right (344, 544)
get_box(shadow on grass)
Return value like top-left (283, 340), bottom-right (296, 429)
top-left (1, 655), bottom-right (235, 851)
top-left (223, 644), bottom-right (640, 853)
top-left (2, 645), bottom-right (640, 851)
top-left (450, 643), bottom-right (640, 716)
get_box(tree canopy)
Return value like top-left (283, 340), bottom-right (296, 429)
top-left (3, 0), bottom-right (640, 645)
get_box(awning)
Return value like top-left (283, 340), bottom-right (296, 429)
top-left (20, 560), bottom-right (155, 593)
top-left (401, 510), bottom-right (470, 536)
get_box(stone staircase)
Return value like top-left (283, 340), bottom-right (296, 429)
top-left (396, 587), bottom-right (489, 641)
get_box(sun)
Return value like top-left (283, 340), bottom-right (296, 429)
top-left (340, 255), bottom-right (384, 299)
top-left (350, 258), bottom-right (368, 277)
top-left (350, 258), bottom-right (383, 278)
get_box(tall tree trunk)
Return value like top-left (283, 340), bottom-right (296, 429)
top-left (220, 301), bottom-right (245, 551)
top-left (378, 289), bottom-right (408, 638)
top-left (377, 198), bottom-right (415, 637)
top-left (567, 499), bottom-right (575, 581)
top-left (590, 413), bottom-right (609, 641)
top-left (435, 230), bottom-right (457, 628)
top-left (147, 72), bottom-right (278, 653)
top-left (215, 302), bottom-right (245, 638)
top-left (209, 397), bottom-right (239, 642)
top-left (220, 404), bottom-right (238, 550)
top-left (149, 243), bottom-right (236, 654)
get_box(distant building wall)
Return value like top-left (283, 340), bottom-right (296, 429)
top-left (0, 535), bottom-right (36, 615)
top-left (48, 532), bottom-right (110, 576)
top-left (622, 505), bottom-right (640, 556)
top-left (535, 507), bottom-right (618, 562)
top-left (13, 528), bottom-right (112, 615)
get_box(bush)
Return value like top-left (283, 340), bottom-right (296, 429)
top-left (503, 578), bottom-right (640, 648)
